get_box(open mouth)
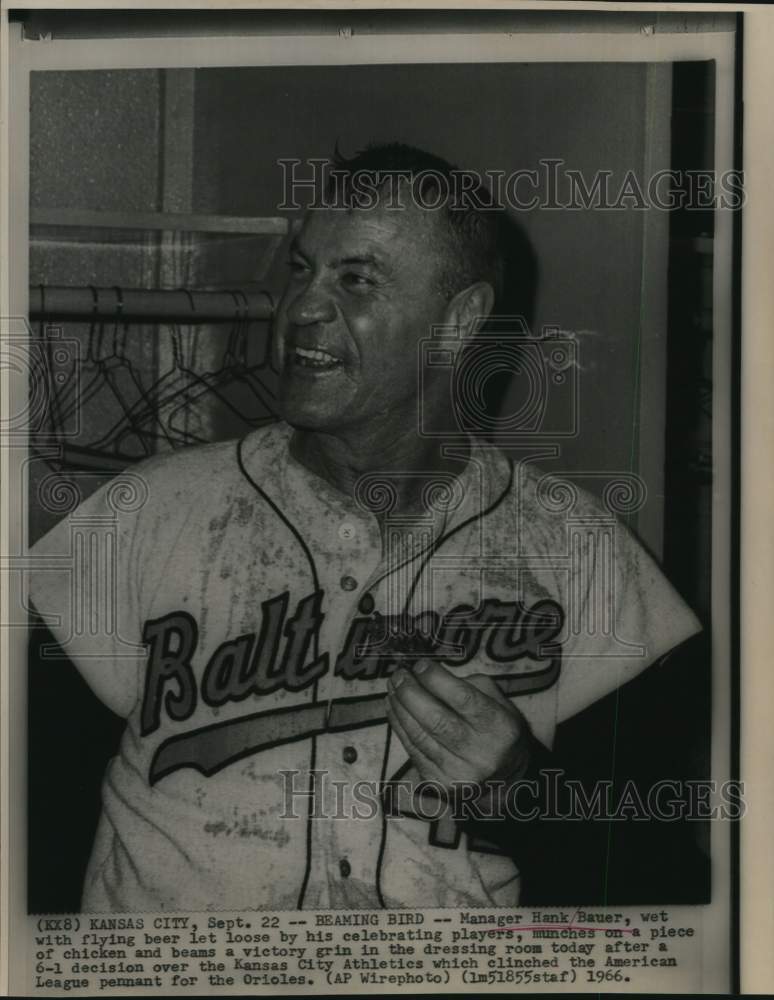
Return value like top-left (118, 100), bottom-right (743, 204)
top-left (290, 346), bottom-right (344, 373)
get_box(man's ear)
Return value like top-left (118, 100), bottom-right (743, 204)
top-left (443, 281), bottom-right (495, 335)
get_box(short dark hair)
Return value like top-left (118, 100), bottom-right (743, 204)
top-left (326, 141), bottom-right (505, 304)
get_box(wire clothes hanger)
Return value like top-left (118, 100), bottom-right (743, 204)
top-left (46, 284), bottom-right (103, 427)
top-left (55, 287), bottom-right (278, 467)
top-left (37, 285), bottom-right (63, 439)
top-left (222, 288), bottom-right (278, 409)
top-left (56, 287), bottom-right (187, 459)
top-left (87, 287), bottom-right (206, 448)
top-left (93, 286), bottom-right (163, 457)
top-left (33, 286), bottom-right (148, 471)
top-left (163, 288), bottom-right (278, 437)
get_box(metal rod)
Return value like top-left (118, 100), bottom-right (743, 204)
top-left (29, 285), bottom-right (275, 323)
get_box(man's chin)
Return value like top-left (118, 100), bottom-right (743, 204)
top-left (277, 370), bottom-right (356, 427)
top-left (277, 395), bottom-right (350, 433)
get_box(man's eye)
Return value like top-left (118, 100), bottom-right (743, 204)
top-left (341, 272), bottom-right (374, 291)
top-left (287, 258), bottom-right (310, 276)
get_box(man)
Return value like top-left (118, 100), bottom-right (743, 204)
top-left (28, 143), bottom-right (701, 911)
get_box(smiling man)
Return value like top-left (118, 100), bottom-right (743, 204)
top-left (28, 142), bottom-right (702, 912)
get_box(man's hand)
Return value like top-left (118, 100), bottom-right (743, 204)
top-left (385, 658), bottom-right (534, 792)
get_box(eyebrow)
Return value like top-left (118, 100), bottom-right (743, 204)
top-left (289, 239), bottom-right (389, 273)
top-left (333, 253), bottom-right (383, 268)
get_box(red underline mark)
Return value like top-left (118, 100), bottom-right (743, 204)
top-left (495, 924), bottom-right (636, 934)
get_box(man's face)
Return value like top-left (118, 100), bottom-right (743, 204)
top-left (272, 202), bottom-right (450, 435)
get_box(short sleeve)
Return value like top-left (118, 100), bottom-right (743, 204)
top-left (27, 471), bottom-right (150, 718)
top-left (556, 516), bottom-right (702, 723)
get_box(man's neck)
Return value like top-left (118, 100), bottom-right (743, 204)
top-left (289, 422), bottom-right (470, 516)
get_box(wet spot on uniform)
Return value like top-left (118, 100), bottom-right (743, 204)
top-left (204, 817), bottom-right (289, 847)
top-left (484, 566), bottom-right (554, 602)
top-left (234, 496), bottom-right (256, 525)
top-left (208, 507), bottom-right (233, 534)
top-left (236, 823), bottom-right (290, 847)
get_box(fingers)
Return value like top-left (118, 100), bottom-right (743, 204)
top-left (466, 672), bottom-right (520, 712)
top-left (467, 674), bottom-right (529, 750)
top-left (386, 667), bottom-right (470, 766)
top-left (385, 697), bottom-right (447, 783)
top-left (385, 661), bottom-right (531, 786)
top-left (402, 659), bottom-right (501, 731)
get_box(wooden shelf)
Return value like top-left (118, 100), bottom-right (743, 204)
top-left (30, 208), bottom-right (289, 236)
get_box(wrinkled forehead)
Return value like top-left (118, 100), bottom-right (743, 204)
top-left (296, 199), bottom-right (444, 261)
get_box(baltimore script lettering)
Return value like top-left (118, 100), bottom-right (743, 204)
top-left (140, 590), bottom-right (564, 737)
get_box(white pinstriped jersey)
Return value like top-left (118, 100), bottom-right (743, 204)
top-left (28, 421), bottom-right (700, 911)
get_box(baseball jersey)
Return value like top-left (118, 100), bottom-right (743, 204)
top-left (27, 420), bottom-right (700, 912)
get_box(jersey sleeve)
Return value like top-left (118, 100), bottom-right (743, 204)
top-left (555, 515), bottom-right (702, 723)
top-left (27, 469), bottom-right (151, 718)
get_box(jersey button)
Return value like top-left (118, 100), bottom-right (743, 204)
top-left (339, 859), bottom-right (352, 878)
top-left (342, 746), bottom-right (358, 764)
top-left (340, 575), bottom-right (358, 591)
top-left (338, 522), bottom-right (356, 541)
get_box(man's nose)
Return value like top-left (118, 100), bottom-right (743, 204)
top-left (285, 278), bottom-right (337, 326)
